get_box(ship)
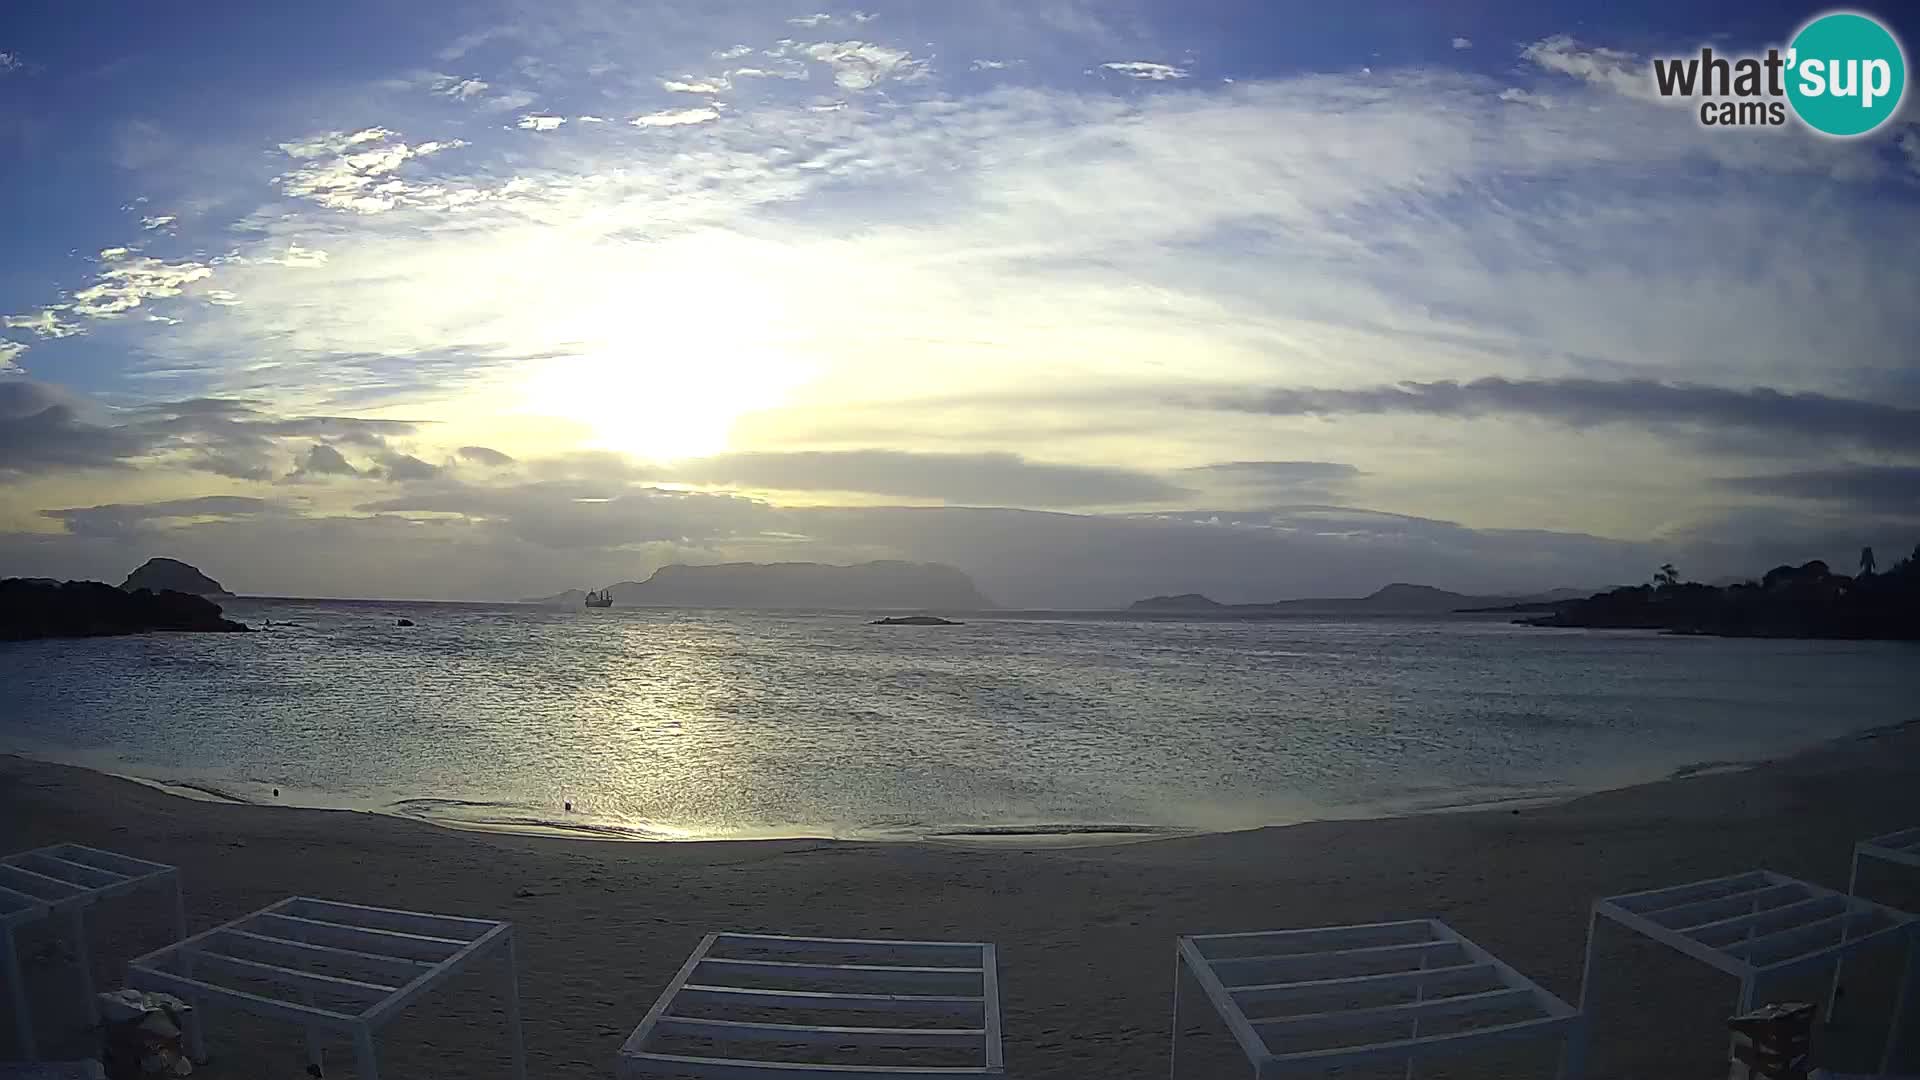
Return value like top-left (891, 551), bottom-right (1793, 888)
top-left (584, 588), bottom-right (613, 608)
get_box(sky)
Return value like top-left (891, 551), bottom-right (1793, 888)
top-left (2, 0), bottom-right (1918, 605)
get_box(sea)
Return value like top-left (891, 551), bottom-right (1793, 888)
top-left (2, 599), bottom-right (1916, 843)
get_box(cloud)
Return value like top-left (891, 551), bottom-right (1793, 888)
top-left (274, 127), bottom-right (466, 213)
top-left (661, 76), bottom-right (731, 93)
top-left (1099, 61), bottom-right (1188, 81)
top-left (0, 51), bottom-right (22, 74)
top-left (483, 89), bottom-right (539, 112)
top-left (1498, 87), bottom-right (1551, 108)
top-left (1520, 35), bottom-right (1660, 103)
top-left (431, 74), bottom-right (491, 100)
top-left (791, 41), bottom-right (927, 89)
top-left (2, 309), bottom-right (85, 339)
top-left (664, 449), bottom-right (1189, 506)
top-left (0, 383), bottom-right (421, 478)
top-left (630, 106), bottom-right (721, 127)
top-left (372, 451), bottom-right (444, 481)
top-left (1183, 461), bottom-right (1363, 500)
top-left (0, 340), bottom-right (25, 371)
top-left (1452, 37), bottom-right (1473, 50)
top-left (729, 64), bottom-right (809, 81)
top-left (140, 214), bottom-right (176, 230)
top-left (1213, 378), bottom-right (1920, 453)
top-left (788, 14), bottom-right (833, 27)
top-left (458, 445), bottom-right (516, 467)
top-left (1720, 465), bottom-right (1920, 513)
top-left (290, 443), bottom-right (360, 479)
top-left (42, 496), bottom-right (276, 539)
top-left (0, 381), bottom-right (148, 473)
top-left (713, 45), bottom-right (754, 60)
top-left (515, 114), bottom-right (566, 131)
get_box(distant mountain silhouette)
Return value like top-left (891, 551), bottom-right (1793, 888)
top-left (121, 557), bottom-right (231, 597)
top-left (521, 589), bottom-right (589, 608)
top-left (2, 578), bottom-right (248, 640)
top-left (1130, 593), bottom-right (1226, 612)
top-left (529, 561), bottom-right (992, 611)
top-left (1128, 583), bottom-right (1586, 615)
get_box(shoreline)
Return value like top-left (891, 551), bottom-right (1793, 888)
top-left (0, 737), bottom-right (1791, 849)
top-left (3, 722), bottom-right (1918, 1077)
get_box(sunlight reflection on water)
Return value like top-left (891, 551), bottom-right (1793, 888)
top-left (2, 601), bottom-right (1916, 841)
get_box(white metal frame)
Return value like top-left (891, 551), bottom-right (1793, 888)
top-left (1827, 827), bottom-right (1920, 1038)
top-left (0, 842), bottom-right (184, 1059)
top-left (126, 896), bottom-right (526, 1080)
top-left (1581, 869), bottom-right (1919, 1072)
top-left (1172, 919), bottom-right (1583, 1077)
top-left (617, 932), bottom-right (1004, 1080)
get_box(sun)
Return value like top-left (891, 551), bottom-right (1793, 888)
top-left (521, 347), bottom-right (804, 462)
top-left (512, 236), bottom-right (820, 462)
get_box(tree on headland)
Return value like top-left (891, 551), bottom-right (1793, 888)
top-left (1522, 542), bottom-right (1920, 639)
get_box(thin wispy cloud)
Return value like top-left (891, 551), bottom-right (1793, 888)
top-left (630, 106), bottom-right (721, 127)
top-left (1099, 61), bottom-right (1188, 80)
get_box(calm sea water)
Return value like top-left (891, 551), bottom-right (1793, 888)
top-left (2, 600), bottom-right (1916, 842)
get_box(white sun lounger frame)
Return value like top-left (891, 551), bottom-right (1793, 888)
top-left (617, 932), bottom-right (1004, 1080)
top-left (0, 842), bottom-right (184, 1059)
top-left (126, 896), bottom-right (526, 1080)
top-left (1173, 919), bottom-right (1583, 1077)
top-left (1826, 827), bottom-right (1920, 1042)
top-left (1581, 868), bottom-right (1919, 1072)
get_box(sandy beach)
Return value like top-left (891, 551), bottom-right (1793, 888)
top-left (4, 723), bottom-right (1918, 1079)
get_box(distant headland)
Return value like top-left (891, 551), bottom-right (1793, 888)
top-left (1517, 549), bottom-right (1920, 640)
top-left (1128, 583), bottom-right (1586, 616)
top-left (3, 560), bottom-right (248, 641)
top-left (525, 560), bottom-right (992, 611)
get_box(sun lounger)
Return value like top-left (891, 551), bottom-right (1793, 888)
top-left (617, 932), bottom-right (1004, 1080)
top-left (1583, 869), bottom-right (1919, 1073)
top-left (0, 843), bottom-right (183, 1059)
top-left (125, 896), bottom-right (525, 1080)
top-left (1172, 919), bottom-right (1582, 1077)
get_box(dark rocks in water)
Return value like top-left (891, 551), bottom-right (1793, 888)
top-left (396, 618), bottom-right (415, 627)
top-left (121, 557), bottom-right (232, 597)
top-left (871, 615), bottom-right (962, 625)
top-left (0, 578), bottom-right (249, 640)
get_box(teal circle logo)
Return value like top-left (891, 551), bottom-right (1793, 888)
top-left (1786, 11), bottom-right (1906, 137)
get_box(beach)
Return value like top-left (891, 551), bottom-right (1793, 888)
top-left (4, 722), bottom-right (1917, 1079)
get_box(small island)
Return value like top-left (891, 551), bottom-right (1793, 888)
top-left (2, 578), bottom-right (249, 641)
top-left (871, 615), bottom-right (963, 625)
top-left (122, 556), bottom-right (234, 597)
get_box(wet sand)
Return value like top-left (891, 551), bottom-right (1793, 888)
top-left (3, 722), bottom-right (1917, 1078)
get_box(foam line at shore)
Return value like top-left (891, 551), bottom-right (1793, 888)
top-left (11, 719), bottom-right (1913, 848)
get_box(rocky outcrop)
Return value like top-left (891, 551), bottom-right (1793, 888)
top-left (872, 615), bottom-right (962, 625)
top-left (121, 558), bottom-right (232, 597)
top-left (1, 579), bottom-right (249, 640)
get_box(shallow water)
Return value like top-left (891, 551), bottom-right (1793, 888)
top-left (2, 600), bottom-right (1915, 841)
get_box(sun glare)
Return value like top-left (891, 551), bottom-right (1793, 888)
top-left (524, 349), bottom-right (796, 461)
top-left (514, 237), bottom-right (818, 462)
